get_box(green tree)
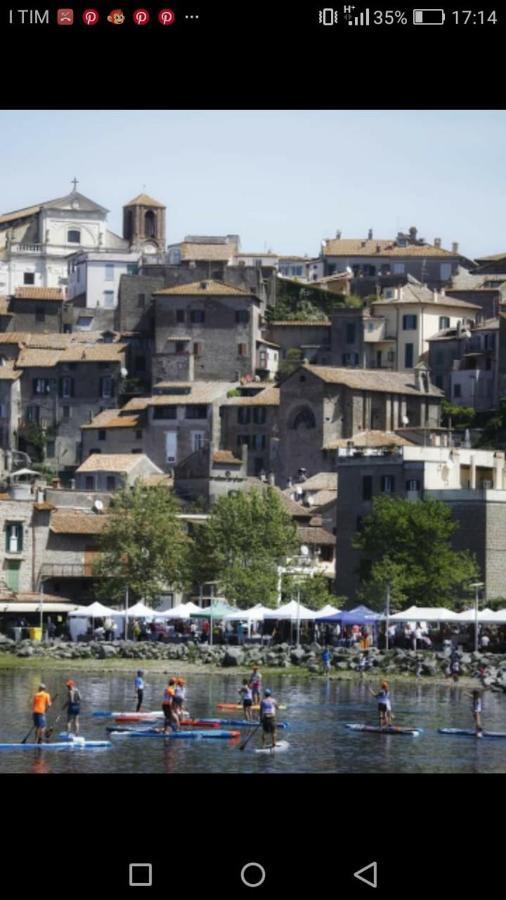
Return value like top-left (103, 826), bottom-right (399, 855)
top-left (276, 347), bottom-right (304, 383)
top-left (192, 487), bottom-right (297, 608)
top-left (93, 484), bottom-right (190, 604)
top-left (353, 496), bottom-right (479, 610)
top-left (282, 573), bottom-right (340, 610)
top-left (441, 399), bottom-right (476, 429)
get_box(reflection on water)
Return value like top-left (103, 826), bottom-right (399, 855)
top-left (0, 669), bottom-right (505, 774)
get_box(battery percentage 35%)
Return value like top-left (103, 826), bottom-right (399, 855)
top-left (373, 9), bottom-right (408, 23)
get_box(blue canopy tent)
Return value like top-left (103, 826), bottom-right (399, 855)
top-left (316, 604), bottom-right (383, 625)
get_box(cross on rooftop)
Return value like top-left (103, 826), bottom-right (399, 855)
top-left (71, 177), bottom-right (79, 192)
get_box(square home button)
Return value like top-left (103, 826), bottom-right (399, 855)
top-left (129, 863), bottom-right (153, 887)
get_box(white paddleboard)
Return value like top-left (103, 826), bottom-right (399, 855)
top-left (254, 740), bottom-right (290, 754)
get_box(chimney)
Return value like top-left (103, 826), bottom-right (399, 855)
top-left (434, 238), bottom-right (442, 249)
top-left (335, 230), bottom-right (342, 240)
top-left (433, 291), bottom-right (438, 303)
top-left (452, 242), bottom-right (459, 254)
top-left (368, 228), bottom-right (373, 240)
top-left (268, 471), bottom-right (275, 486)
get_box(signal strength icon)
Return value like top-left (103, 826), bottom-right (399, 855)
top-left (346, 7), bottom-right (370, 25)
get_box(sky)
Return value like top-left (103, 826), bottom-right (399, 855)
top-left (1, 109), bottom-right (505, 259)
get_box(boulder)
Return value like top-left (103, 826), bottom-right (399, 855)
top-left (290, 647), bottom-right (306, 664)
top-left (307, 663), bottom-right (320, 673)
top-left (223, 648), bottom-right (244, 667)
top-left (16, 646), bottom-right (34, 657)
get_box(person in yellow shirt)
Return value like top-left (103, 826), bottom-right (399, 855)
top-left (32, 683), bottom-right (52, 744)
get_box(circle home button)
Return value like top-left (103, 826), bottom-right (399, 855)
top-left (240, 863), bottom-right (266, 888)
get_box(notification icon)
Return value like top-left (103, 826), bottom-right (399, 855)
top-left (57, 8), bottom-right (74, 25)
top-left (133, 9), bottom-right (150, 24)
top-left (83, 8), bottom-right (99, 24)
top-left (158, 8), bottom-right (175, 25)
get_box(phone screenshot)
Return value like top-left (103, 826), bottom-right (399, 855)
top-left (0, 2), bottom-right (504, 896)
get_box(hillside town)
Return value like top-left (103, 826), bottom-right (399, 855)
top-left (0, 182), bottom-right (505, 629)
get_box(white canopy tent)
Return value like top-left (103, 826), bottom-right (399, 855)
top-left (224, 604), bottom-right (272, 622)
top-left (389, 606), bottom-right (460, 622)
top-left (124, 601), bottom-right (157, 618)
top-left (264, 599), bottom-right (316, 647)
top-left (156, 602), bottom-right (202, 619)
top-left (68, 601), bottom-right (124, 641)
top-left (455, 608), bottom-right (505, 623)
top-left (0, 602), bottom-right (78, 614)
top-left (318, 604), bottom-right (340, 618)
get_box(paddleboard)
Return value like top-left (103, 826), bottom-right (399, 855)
top-left (108, 728), bottom-right (240, 739)
top-left (345, 723), bottom-right (421, 736)
top-left (438, 728), bottom-right (506, 739)
top-left (0, 739), bottom-right (111, 749)
top-left (191, 718), bottom-right (289, 729)
top-left (254, 740), bottom-right (290, 754)
top-left (216, 703), bottom-right (287, 711)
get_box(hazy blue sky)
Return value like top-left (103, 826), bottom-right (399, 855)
top-left (2, 110), bottom-right (505, 258)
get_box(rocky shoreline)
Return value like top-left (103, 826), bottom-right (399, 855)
top-left (1, 635), bottom-right (506, 691)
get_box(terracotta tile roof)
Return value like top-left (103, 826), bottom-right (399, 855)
top-left (122, 397), bottom-right (152, 412)
top-left (50, 510), bottom-right (110, 534)
top-left (58, 344), bottom-right (125, 363)
top-left (0, 332), bottom-right (29, 345)
top-left (138, 473), bottom-right (174, 487)
top-left (304, 365), bottom-right (444, 397)
top-left (474, 252), bottom-right (506, 263)
top-left (154, 280), bottom-right (253, 297)
top-left (14, 287), bottom-right (64, 302)
top-left (124, 193), bottom-right (165, 208)
top-left (0, 362), bottom-right (21, 380)
top-left (306, 490), bottom-right (337, 508)
top-left (33, 501), bottom-right (55, 511)
top-left (373, 287), bottom-right (480, 310)
top-left (297, 525), bottom-right (335, 545)
top-left (76, 453), bottom-right (151, 474)
top-left (179, 243), bottom-right (236, 262)
top-left (257, 338), bottom-right (280, 348)
top-left (325, 430), bottom-right (413, 449)
top-left (213, 450), bottom-right (242, 464)
top-left (323, 238), bottom-right (457, 258)
top-left (82, 409), bottom-right (142, 429)
top-left (153, 381), bottom-right (192, 390)
top-left (16, 349), bottom-right (62, 368)
top-left (268, 320), bottom-right (331, 326)
top-left (0, 591), bottom-right (74, 604)
top-left (0, 203), bottom-right (42, 225)
top-left (296, 472), bottom-right (338, 491)
top-left (225, 387), bottom-right (280, 407)
top-left (136, 382), bottom-right (234, 407)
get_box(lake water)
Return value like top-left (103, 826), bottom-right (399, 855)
top-left (0, 669), bottom-right (505, 774)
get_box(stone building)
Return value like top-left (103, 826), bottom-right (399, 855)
top-left (4, 287), bottom-right (65, 333)
top-left (266, 320), bottom-right (332, 366)
top-left (151, 280), bottom-right (262, 384)
top-left (220, 386), bottom-right (280, 476)
top-left (15, 338), bottom-right (126, 468)
top-left (74, 453), bottom-right (163, 491)
top-left (82, 381), bottom-right (233, 472)
top-left (276, 364), bottom-right (443, 482)
top-left (335, 445), bottom-right (506, 601)
top-left (428, 319), bottom-right (499, 409)
top-left (122, 194), bottom-right (166, 257)
top-left (0, 363), bottom-right (22, 451)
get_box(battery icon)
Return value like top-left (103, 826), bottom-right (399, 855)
top-left (413, 9), bottom-right (445, 24)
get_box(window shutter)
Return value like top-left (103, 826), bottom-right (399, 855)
top-left (70, 378), bottom-right (75, 397)
top-left (99, 376), bottom-right (103, 397)
top-left (32, 378), bottom-right (37, 395)
top-left (110, 378), bottom-right (115, 397)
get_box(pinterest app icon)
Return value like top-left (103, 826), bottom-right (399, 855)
top-left (83, 8), bottom-right (100, 25)
top-left (158, 8), bottom-right (175, 25)
top-left (133, 8), bottom-right (150, 25)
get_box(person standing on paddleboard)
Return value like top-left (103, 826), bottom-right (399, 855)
top-left (372, 681), bottom-right (392, 728)
top-left (260, 688), bottom-right (278, 749)
top-left (32, 683), bottom-right (52, 744)
top-left (249, 666), bottom-right (262, 704)
top-left (65, 679), bottom-right (81, 736)
top-left (239, 679), bottom-right (253, 720)
top-left (162, 679), bottom-right (179, 733)
top-left (135, 671), bottom-right (144, 712)
top-left (465, 689), bottom-right (484, 737)
top-left (173, 678), bottom-right (186, 716)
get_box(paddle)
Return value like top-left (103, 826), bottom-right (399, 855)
top-left (239, 721), bottom-right (261, 751)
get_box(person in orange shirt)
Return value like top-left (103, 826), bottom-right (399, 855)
top-left (32, 683), bottom-right (52, 744)
top-left (161, 679), bottom-right (179, 734)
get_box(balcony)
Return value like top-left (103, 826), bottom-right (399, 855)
top-left (39, 563), bottom-right (94, 579)
top-left (10, 243), bottom-right (44, 254)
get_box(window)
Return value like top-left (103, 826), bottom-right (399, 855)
top-left (253, 407), bottom-right (267, 425)
top-left (76, 267), bottom-right (81, 284)
top-left (362, 476), bottom-right (373, 501)
top-left (402, 315), bottom-right (417, 330)
top-left (406, 479), bottom-right (421, 492)
top-left (46, 440), bottom-right (55, 457)
top-left (60, 376), bottom-right (73, 399)
top-left (106, 476), bottom-right (116, 491)
top-left (190, 310), bottom-right (205, 324)
top-left (345, 323), bottom-right (356, 344)
top-left (387, 351), bottom-right (395, 362)
top-left (236, 310), bottom-right (250, 324)
top-left (85, 476), bottom-right (95, 490)
top-left (193, 342), bottom-right (203, 357)
top-left (453, 384), bottom-right (462, 398)
top-left (23, 272), bottom-right (35, 285)
top-left (176, 309), bottom-right (185, 323)
top-left (393, 263), bottom-right (405, 274)
top-left (135, 355), bottom-right (146, 372)
top-left (135, 429), bottom-right (143, 440)
top-left (103, 291), bottom-right (115, 308)
top-left (131, 448), bottom-right (143, 454)
top-left (105, 264), bottom-right (114, 281)
top-left (5, 560), bottom-right (20, 592)
top-left (404, 343), bottom-right (414, 368)
top-left (67, 229), bottom-right (81, 244)
top-left (238, 407), bottom-right (251, 425)
top-left (153, 405), bottom-right (178, 419)
top-left (191, 431), bottom-right (206, 451)
top-left (33, 378), bottom-right (54, 395)
top-left (100, 376), bottom-right (114, 399)
top-left (63, 406), bottom-right (71, 420)
top-left (185, 405), bottom-right (207, 420)
top-left (290, 407), bottom-right (316, 429)
top-left (251, 434), bottom-right (267, 450)
top-left (144, 210), bottom-right (156, 238)
top-left (98, 429), bottom-right (106, 441)
top-left (36, 306), bottom-right (45, 322)
top-left (175, 341), bottom-right (187, 353)
top-left (137, 293), bottom-right (146, 308)
top-left (77, 317), bottom-right (93, 330)
top-left (342, 352), bottom-right (359, 366)
top-left (127, 263), bottom-right (138, 276)
top-left (26, 406), bottom-right (40, 424)
top-left (238, 343), bottom-right (248, 357)
top-left (435, 375), bottom-right (443, 389)
top-left (439, 316), bottom-right (450, 330)
top-left (440, 263), bottom-right (452, 281)
top-left (381, 475), bottom-right (395, 493)
top-left (5, 523), bottom-right (23, 554)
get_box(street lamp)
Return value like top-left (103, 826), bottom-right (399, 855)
top-left (469, 582), bottom-right (485, 652)
top-left (385, 582), bottom-right (391, 650)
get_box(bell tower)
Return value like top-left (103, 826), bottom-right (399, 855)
top-left (123, 193), bottom-right (166, 255)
